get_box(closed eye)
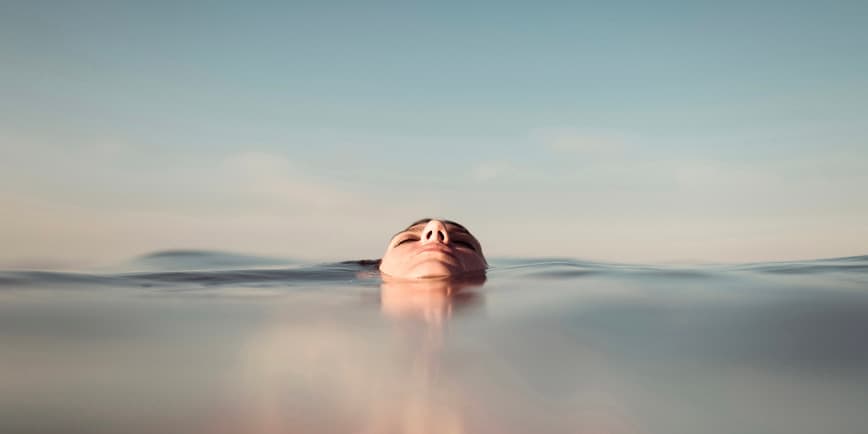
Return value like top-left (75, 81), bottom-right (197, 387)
top-left (395, 236), bottom-right (419, 247)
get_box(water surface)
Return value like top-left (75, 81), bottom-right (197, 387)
top-left (2, 252), bottom-right (867, 434)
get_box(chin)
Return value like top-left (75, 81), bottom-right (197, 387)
top-left (407, 260), bottom-right (462, 279)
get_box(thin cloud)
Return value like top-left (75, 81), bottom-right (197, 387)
top-left (471, 161), bottom-right (511, 182)
top-left (531, 127), bottom-right (631, 159)
top-left (219, 151), bottom-right (361, 212)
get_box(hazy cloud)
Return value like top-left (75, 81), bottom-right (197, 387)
top-left (531, 127), bottom-right (632, 159)
top-left (218, 151), bottom-right (361, 212)
top-left (471, 161), bottom-right (511, 182)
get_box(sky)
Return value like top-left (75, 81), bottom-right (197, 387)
top-left (1, 0), bottom-right (867, 267)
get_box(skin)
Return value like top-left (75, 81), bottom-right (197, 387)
top-left (380, 273), bottom-right (485, 324)
top-left (379, 218), bottom-right (487, 279)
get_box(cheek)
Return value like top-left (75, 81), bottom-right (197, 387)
top-left (458, 251), bottom-right (487, 270)
top-left (382, 246), bottom-right (411, 267)
top-left (379, 251), bottom-right (402, 276)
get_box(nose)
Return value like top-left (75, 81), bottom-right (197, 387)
top-left (421, 219), bottom-right (449, 245)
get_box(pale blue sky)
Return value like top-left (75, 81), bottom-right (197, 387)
top-left (1, 1), bottom-right (866, 266)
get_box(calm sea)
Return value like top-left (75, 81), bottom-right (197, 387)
top-left (2, 251), bottom-right (867, 434)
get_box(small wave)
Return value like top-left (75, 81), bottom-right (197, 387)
top-left (0, 262), bottom-right (379, 289)
top-left (0, 270), bottom-right (129, 288)
top-left (124, 249), bottom-right (297, 271)
top-left (1, 254), bottom-right (865, 289)
top-left (123, 263), bottom-right (372, 287)
top-left (730, 255), bottom-right (868, 275)
top-left (489, 259), bottom-right (714, 280)
top-left (741, 263), bottom-right (868, 275)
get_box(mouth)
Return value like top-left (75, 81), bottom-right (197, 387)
top-left (414, 244), bottom-right (457, 259)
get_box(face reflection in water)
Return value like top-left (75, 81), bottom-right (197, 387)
top-left (380, 273), bottom-right (486, 326)
top-left (379, 219), bottom-right (487, 279)
top-left (236, 274), bottom-right (489, 434)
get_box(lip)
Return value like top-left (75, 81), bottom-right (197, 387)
top-left (414, 244), bottom-right (457, 258)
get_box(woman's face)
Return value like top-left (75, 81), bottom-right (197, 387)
top-left (379, 219), bottom-right (487, 279)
